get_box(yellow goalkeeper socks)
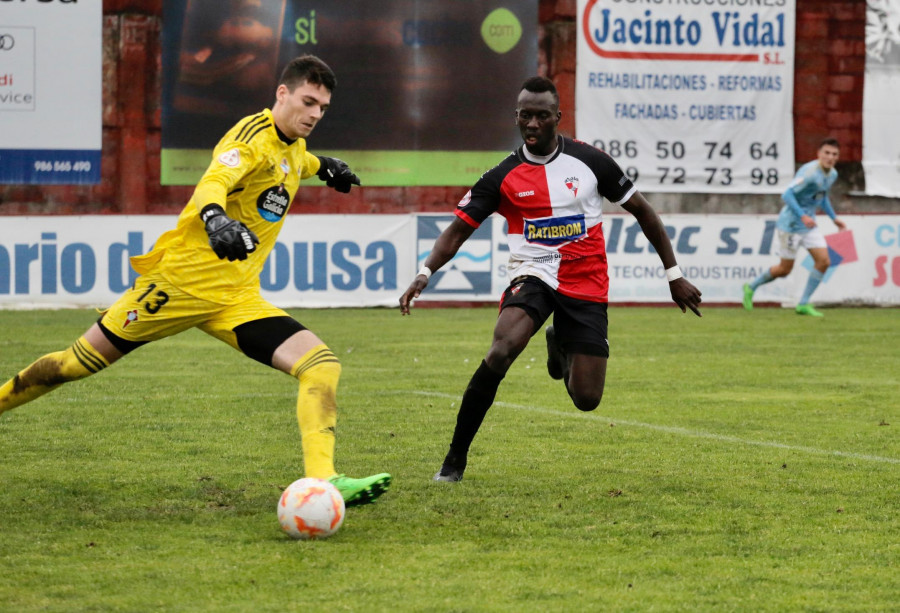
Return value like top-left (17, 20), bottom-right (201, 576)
top-left (290, 344), bottom-right (341, 479)
top-left (0, 336), bottom-right (109, 415)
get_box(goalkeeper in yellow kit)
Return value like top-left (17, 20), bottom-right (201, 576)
top-left (0, 55), bottom-right (390, 507)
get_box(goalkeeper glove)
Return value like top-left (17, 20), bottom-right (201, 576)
top-left (316, 156), bottom-right (361, 193)
top-left (200, 204), bottom-right (259, 262)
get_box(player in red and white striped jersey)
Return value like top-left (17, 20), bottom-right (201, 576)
top-left (399, 76), bottom-right (702, 482)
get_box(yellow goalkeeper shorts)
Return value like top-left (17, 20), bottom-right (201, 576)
top-left (99, 271), bottom-right (291, 352)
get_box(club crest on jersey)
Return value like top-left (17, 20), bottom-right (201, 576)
top-left (257, 184), bottom-right (290, 222)
top-left (217, 148), bottom-right (241, 168)
top-left (565, 176), bottom-right (579, 197)
top-left (523, 214), bottom-right (587, 246)
top-left (123, 310), bottom-right (138, 328)
top-left (458, 190), bottom-right (472, 208)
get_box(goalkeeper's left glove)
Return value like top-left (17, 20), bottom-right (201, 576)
top-left (316, 156), bottom-right (361, 193)
top-left (200, 204), bottom-right (259, 262)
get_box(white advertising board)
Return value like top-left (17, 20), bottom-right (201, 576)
top-left (576, 0), bottom-right (795, 194)
top-left (0, 1), bottom-right (101, 184)
top-left (599, 214), bottom-right (900, 307)
top-left (0, 214), bottom-right (898, 308)
top-left (0, 215), bottom-right (413, 308)
top-left (863, 0), bottom-right (900, 197)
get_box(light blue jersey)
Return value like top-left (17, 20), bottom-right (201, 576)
top-left (777, 160), bottom-right (838, 234)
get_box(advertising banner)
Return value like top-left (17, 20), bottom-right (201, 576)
top-left (0, 1), bottom-right (102, 184)
top-left (0, 215), bottom-right (414, 309)
top-left (2, 214), bottom-right (898, 309)
top-left (863, 0), bottom-right (900, 197)
top-left (576, 0), bottom-right (795, 194)
top-left (161, 0), bottom-right (537, 186)
top-left (599, 214), bottom-right (899, 307)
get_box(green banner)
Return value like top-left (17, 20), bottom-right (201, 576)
top-left (161, 149), bottom-right (512, 187)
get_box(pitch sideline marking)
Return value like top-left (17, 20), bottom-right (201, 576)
top-left (410, 391), bottom-right (900, 466)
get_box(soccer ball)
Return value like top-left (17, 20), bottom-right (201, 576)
top-left (277, 477), bottom-right (345, 540)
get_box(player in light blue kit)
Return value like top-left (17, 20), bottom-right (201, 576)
top-left (743, 138), bottom-right (847, 317)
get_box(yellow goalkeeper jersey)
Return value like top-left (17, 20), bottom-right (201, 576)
top-left (131, 108), bottom-right (321, 304)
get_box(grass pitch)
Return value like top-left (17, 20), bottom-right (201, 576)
top-left (0, 306), bottom-right (897, 612)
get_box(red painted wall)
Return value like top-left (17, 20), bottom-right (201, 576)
top-left (0, 0), bottom-right (869, 215)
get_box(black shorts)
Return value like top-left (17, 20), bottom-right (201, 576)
top-left (499, 276), bottom-right (609, 358)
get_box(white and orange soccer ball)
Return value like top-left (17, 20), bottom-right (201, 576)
top-left (277, 478), bottom-right (345, 540)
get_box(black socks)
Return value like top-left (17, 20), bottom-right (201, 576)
top-left (445, 360), bottom-right (505, 466)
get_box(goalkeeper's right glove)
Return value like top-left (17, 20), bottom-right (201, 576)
top-left (200, 204), bottom-right (259, 261)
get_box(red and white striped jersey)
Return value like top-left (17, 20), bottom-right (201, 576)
top-left (455, 136), bottom-right (636, 303)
